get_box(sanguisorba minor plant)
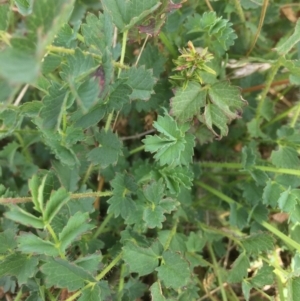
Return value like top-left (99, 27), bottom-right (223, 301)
top-left (0, 0), bottom-right (300, 300)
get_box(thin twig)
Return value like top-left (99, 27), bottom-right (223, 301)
top-left (247, 0), bottom-right (269, 56)
top-left (135, 34), bottom-right (150, 66)
top-left (198, 283), bottom-right (229, 301)
top-left (121, 129), bottom-right (155, 141)
top-left (205, 0), bottom-right (214, 11)
top-left (13, 84), bottom-right (29, 106)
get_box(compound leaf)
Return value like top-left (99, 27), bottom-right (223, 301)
top-left (156, 250), bottom-right (190, 289)
top-left (123, 241), bottom-right (163, 276)
top-left (102, 0), bottom-right (161, 32)
top-left (41, 258), bottom-right (96, 291)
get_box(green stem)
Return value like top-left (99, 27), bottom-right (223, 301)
top-left (195, 181), bottom-right (238, 207)
top-left (80, 163), bottom-right (94, 187)
top-left (256, 58), bottom-right (282, 121)
top-left (290, 101), bottom-right (300, 128)
top-left (164, 220), bottom-right (178, 251)
top-left (199, 161), bottom-right (300, 176)
top-left (117, 264), bottom-right (126, 301)
top-left (258, 220), bottom-right (300, 252)
top-left (197, 181), bottom-right (300, 252)
top-left (207, 243), bottom-right (228, 301)
top-left (159, 31), bottom-right (178, 57)
top-left (96, 252), bottom-right (123, 281)
top-left (105, 30), bottom-right (128, 131)
top-left (0, 191), bottom-right (113, 205)
top-left (128, 145), bottom-right (145, 155)
top-left (45, 223), bottom-right (66, 259)
top-left (92, 212), bottom-right (114, 239)
top-left (14, 287), bottom-right (23, 301)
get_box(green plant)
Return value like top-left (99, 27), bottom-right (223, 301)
top-left (0, 0), bottom-right (300, 300)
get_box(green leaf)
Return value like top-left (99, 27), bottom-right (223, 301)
top-left (0, 229), bottom-right (17, 253)
top-left (87, 129), bottom-right (122, 168)
top-left (78, 285), bottom-right (101, 301)
top-left (241, 233), bottom-right (274, 254)
top-left (0, 3), bottom-right (9, 30)
top-left (76, 78), bottom-right (100, 111)
top-left (0, 253), bottom-right (38, 285)
top-left (75, 253), bottom-right (102, 274)
top-left (5, 206), bottom-right (44, 229)
top-left (52, 161), bottom-right (80, 192)
top-left (270, 146), bottom-right (300, 169)
top-left (120, 66), bottom-right (156, 100)
top-left (275, 20), bottom-right (300, 55)
top-left (106, 80), bottom-right (132, 111)
top-left (227, 252), bottom-right (250, 283)
top-left (40, 83), bottom-right (70, 130)
top-left (142, 181), bottom-right (179, 229)
top-left (28, 175), bottom-right (41, 212)
top-left (41, 258), bottom-right (96, 291)
top-left (278, 188), bottom-right (298, 212)
top-left (171, 82), bottom-right (207, 123)
top-left (150, 282), bottom-right (167, 301)
top-left (156, 250), bottom-right (190, 289)
top-left (242, 281), bottom-right (252, 301)
top-left (59, 212), bottom-right (94, 252)
top-left (102, 0), bottom-right (161, 32)
top-left (289, 277), bottom-right (300, 300)
top-left (262, 180), bottom-right (283, 208)
top-left (138, 44), bottom-right (167, 78)
top-left (123, 241), bottom-right (163, 276)
top-left (107, 173), bottom-right (137, 219)
top-left (43, 188), bottom-right (70, 224)
top-left (17, 233), bottom-right (59, 256)
top-left (143, 114), bottom-right (194, 166)
top-left (0, 48), bottom-right (40, 84)
top-left (81, 11), bottom-right (114, 54)
top-left (184, 12), bottom-right (237, 55)
top-left (250, 264), bottom-right (274, 288)
top-left (15, 0), bottom-right (33, 16)
top-left (60, 49), bottom-right (96, 82)
top-left (72, 103), bottom-right (106, 129)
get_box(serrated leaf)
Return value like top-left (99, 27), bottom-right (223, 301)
top-left (156, 250), bottom-right (190, 289)
top-left (78, 285), bottom-right (101, 301)
top-left (150, 282), bottom-right (167, 301)
top-left (241, 233), bottom-right (274, 254)
top-left (59, 212), bottom-right (94, 252)
top-left (289, 277), bottom-right (300, 301)
top-left (242, 281), bottom-right (252, 301)
top-left (107, 173), bottom-right (137, 219)
top-left (28, 175), bottom-right (41, 212)
top-left (81, 11), bottom-right (113, 54)
top-left (41, 258), bottom-right (96, 291)
top-left (60, 49), bottom-right (96, 82)
top-left (52, 161), bottom-right (80, 192)
top-left (42, 54), bottom-right (61, 74)
top-left (250, 264), bottom-right (274, 288)
top-left (75, 253), bottom-right (102, 275)
top-left (106, 80), bottom-right (132, 111)
top-left (270, 146), bottom-right (300, 169)
top-left (72, 103), bottom-right (106, 129)
top-left (123, 241), bottom-right (163, 276)
top-left (120, 66), bottom-right (156, 100)
top-left (0, 229), bottom-right (17, 253)
top-left (227, 252), bottom-right (250, 283)
top-left (39, 83), bottom-right (69, 130)
top-left (5, 206), bottom-right (44, 229)
top-left (138, 44), bottom-right (167, 78)
top-left (171, 82), bottom-right (207, 123)
top-left (275, 20), bottom-right (300, 55)
top-left (143, 114), bottom-right (194, 166)
top-left (142, 181), bottom-right (178, 228)
top-left (76, 78), bottom-right (100, 111)
top-left (87, 129), bottom-right (122, 168)
top-left (0, 253), bottom-right (38, 285)
top-left (17, 233), bottom-right (59, 256)
top-left (0, 48), bottom-right (40, 84)
top-left (262, 180), bottom-right (283, 208)
top-left (102, 0), bottom-right (161, 32)
top-left (43, 188), bottom-right (70, 224)
top-left (278, 188), bottom-right (298, 212)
